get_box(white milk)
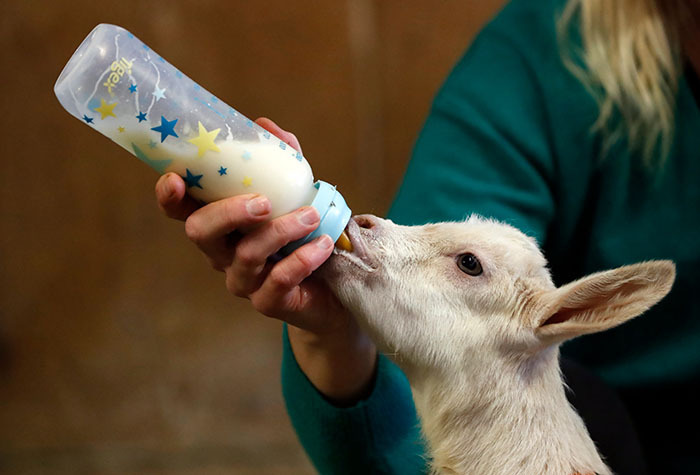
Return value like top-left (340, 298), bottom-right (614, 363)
top-left (93, 119), bottom-right (316, 219)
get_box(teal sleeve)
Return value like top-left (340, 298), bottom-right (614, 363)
top-left (281, 325), bottom-right (427, 474)
top-left (388, 21), bottom-right (557, 243)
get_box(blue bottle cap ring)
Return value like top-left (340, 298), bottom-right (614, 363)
top-left (281, 180), bottom-right (352, 255)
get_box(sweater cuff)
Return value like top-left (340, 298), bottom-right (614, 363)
top-left (281, 324), bottom-right (427, 474)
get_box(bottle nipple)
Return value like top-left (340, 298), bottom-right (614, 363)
top-left (335, 230), bottom-right (353, 251)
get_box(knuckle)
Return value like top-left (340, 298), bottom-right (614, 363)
top-left (268, 267), bottom-right (295, 290)
top-left (292, 249), bottom-right (315, 274)
top-left (222, 197), bottom-right (244, 221)
top-left (250, 293), bottom-right (274, 315)
top-left (184, 216), bottom-right (203, 244)
top-left (234, 243), bottom-right (259, 268)
top-left (270, 217), bottom-right (294, 238)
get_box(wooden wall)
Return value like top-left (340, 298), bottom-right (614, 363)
top-left (0, 1), bottom-right (505, 473)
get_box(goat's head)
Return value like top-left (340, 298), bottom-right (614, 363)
top-left (321, 215), bottom-right (675, 380)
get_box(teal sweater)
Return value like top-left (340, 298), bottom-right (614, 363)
top-left (282, 0), bottom-right (700, 473)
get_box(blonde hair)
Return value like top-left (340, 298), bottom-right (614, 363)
top-left (557, 0), bottom-right (690, 166)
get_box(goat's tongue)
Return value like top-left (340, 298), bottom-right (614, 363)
top-left (335, 230), bottom-right (353, 251)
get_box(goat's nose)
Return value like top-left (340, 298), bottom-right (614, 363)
top-left (353, 214), bottom-right (383, 230)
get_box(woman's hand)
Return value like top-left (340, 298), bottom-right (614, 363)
top-left (155, 117), bottom-right (376, 403)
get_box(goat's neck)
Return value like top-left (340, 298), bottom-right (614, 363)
top-left (408, 349), bottom-right (610, 475)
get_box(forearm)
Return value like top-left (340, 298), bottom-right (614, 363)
top-left (287, 321), bottom-right (377, 405)
top-left (281, 325), bottom-right (428, 474)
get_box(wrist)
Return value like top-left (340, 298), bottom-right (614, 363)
top-left (287, 321), bottom-right (377, 405)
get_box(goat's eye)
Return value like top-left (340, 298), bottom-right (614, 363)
top-left (457, 253), bottom-right (483, 276)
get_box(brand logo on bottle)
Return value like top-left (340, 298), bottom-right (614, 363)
top-left (103, 57), bottom-right (133, 96)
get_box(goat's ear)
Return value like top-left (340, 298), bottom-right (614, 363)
top-left (534, 261), bottom-right (675, 345)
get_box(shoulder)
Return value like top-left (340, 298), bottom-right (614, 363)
top-left (472, 0), bottom-right (571, 71)
top-left (489, 0), bottom-right (569, 36)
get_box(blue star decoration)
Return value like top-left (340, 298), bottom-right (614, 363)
top-left (182, 169), bottom-right (204, 189)
top-left (131, 143), bottom-right (173, 174)
top-left (129, 83), bottom-right (137, 93)
top-left (296, 152), bottom-right (303, 162)
top-left (136, 111), bottom-right (147, 122)
top-left (279, 141), bottom-right (287, 150)
top-left (151, 116), bottom-right (179, 142)
top-left (82, 114), bottom-right (94, 124)
top-left (175, 70), bottom-right (183, 79)
top-left (218, 166), bottom-right (227, 176)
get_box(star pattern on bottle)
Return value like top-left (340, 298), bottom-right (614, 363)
top-left (242, 150), bottom-right (252, 161)
top-left (279, 141), bottom-right (286, 150)
top-left (152, 86), bottom-right (166, 101)
top-left (129, 83), bottom-right (137, 93)
top-left (187, 121), bottom-right (221, 157)
top-left (151, 116), bottom-right (178, 142)
top-left (136, 112), bottom-right (147, 122)
top-left (218, 166), bottom-right (227, 176)
top-left (182, 169), bottom-right (204, 189)
top-left (82, 114), bottom-right (94, 124)
top-left (132, 143), bottom-right (173, 174)
top-left (242, 176), bottom-right (253, 187)
top-left (94, 98), bottom-right (117, 120)
top-left (296, 152), bottom-right (303, 162)
top-left (118, 126), bottom-right (125, 133)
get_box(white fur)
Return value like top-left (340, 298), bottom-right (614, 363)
top-left (321, 215), bottom-right (675, 475)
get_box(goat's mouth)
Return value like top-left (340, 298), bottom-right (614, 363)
top-left (333, 216), bottom-right (377, 271)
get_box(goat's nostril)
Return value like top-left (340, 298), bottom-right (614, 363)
top-left (354, 215), bottom-right (376, 229)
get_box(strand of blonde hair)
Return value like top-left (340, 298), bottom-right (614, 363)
top-left (557, 0), bottom-right (690, 166)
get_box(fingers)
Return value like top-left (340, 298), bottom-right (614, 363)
top-left (248, 235), bottom-right (334, 317)
top-left (185, 194), bottom-right (272, 270)
top-left (255, 117), bottom-right (303, 153)
top-left (155, 173), bottom-right (201, 221)
top-left (228, 207), bottom-right (322, 296)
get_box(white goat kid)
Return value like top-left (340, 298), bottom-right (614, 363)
top-left (321, 214), bottom-right (675, 475)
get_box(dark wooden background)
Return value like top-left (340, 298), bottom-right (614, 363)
top-left (0, 1), bottom-right (504, 473)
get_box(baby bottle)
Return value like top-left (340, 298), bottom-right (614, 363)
top-left (54, 24), bottom-right (352, 253)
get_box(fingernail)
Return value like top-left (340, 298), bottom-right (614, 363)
top-left (316, 235), bottom-right (333, 249)
top-left (299, 207), bottom-right (319, 225)
top-left (247, 196), bottom-right (270, 216)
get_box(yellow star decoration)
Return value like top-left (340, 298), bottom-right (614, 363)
top-left (118, 126), bottom-right (125, 133)
top-left (94, 98), bottom-right (117, 120)
top-left (242, 176), bottom-right (253, 187)
top-left (188, 121), bottom-right (221, 158)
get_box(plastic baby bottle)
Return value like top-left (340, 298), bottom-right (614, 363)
top-left (54, 24), bottom-right (352, 253)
